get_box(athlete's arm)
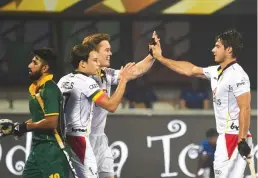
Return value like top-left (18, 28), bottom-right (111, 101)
top-left (237, 92), bottom-right (251, 141)
top-left (154, 55), bottom-right (204, 78)
top-left (231, 73), bottom-right (251, 141)
top-left (118, 31), bottom-right (158, 80)
top-left (149, 33), bottom-right (205, 78)
top-left (27, 115), bottom-right (58, 130)
top-left (92, 63), bottom-right (135, 112)
top-left (27, 84), bottom-right (61, 130)
top-left (92, 78), bottom-right (128, 112)
top-left (127, 54), bottom-right (155, 80)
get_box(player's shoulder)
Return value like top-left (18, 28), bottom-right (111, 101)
top-left (229, 63), bottom-right (249, 79)
top-left (203, 65), bottom-right (220, 77)
top-left (60, 72), bottom-right (97, 88)
top-left (67, 72), bottom-right (96, 83)
top-left (76, 76), bottom-right (98, 91)
top-left (44, 80), bottom-right (59, 90)
top-left (41, 80), bottom-right (61, 96)
top-left (206, 65), bottom-right (220, 70)
top-left (231, 63), bottom-right (248, 74)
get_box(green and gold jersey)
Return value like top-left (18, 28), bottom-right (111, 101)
top-left (28, 74), bottom-right (64, 144)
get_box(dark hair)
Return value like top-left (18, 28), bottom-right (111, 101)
top-left (82, 33), bottom-right (110, 50)
top-left (206, 128), bottom-right (218, 138)
top-left (215, 29), bottom-right (243, 58)
top-left (33, 47), bottom-right (57, 73)
top-left (70, 43), bottom-right (96, 69)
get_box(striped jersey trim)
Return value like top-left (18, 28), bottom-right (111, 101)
top-left (91, 90), bottom-right (105, 102)
top-left (45, 113), bottom-right (59, 116)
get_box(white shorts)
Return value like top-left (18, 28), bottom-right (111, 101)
top-left (67, 135), bottom-right (98, 178)
top-left (89, 134), bottom-right (115, 176)
top-left (214, 133), bottom-right (253, 178)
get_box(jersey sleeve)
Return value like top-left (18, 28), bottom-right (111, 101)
top-left (105, 68), bottom-right (120, 85)
top-left (81, 78), bottom-right (106, 103)
top-left (202, 66), bottom-right (218, 81)
top-left (231, 73), bottom-right (250, 97)
top-left (57, 76), bottom-right (74, 94)
top-left (42, 82), bottom-right (61, 116)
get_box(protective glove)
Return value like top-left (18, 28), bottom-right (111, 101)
top-left (238, 138), bottom-right (251, 159)
top-left (13, 122), bottom-right (28, 137)
top-left (0, 119), bottom-right (14, 137)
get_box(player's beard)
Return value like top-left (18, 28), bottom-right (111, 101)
top-left (29, 70), bottom-right (42, 81)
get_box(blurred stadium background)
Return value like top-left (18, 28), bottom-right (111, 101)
top-left (0, 0), bottom-right (256, 178)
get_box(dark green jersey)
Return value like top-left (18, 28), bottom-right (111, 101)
top-left (29, 76), bottom-right (64, 144)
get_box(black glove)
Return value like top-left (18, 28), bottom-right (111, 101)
top-left (13, 122), bottom-right (28, 137)
top-left (148, 38), bottom-right (157, 57)
top-left (238, 138), bottom-right (251, 158)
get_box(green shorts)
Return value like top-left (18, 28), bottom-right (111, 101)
top-left (23, 142), bottom-right (70, 178)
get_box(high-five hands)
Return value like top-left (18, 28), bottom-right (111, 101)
top-left (149, 31), bottom-right (162, 59)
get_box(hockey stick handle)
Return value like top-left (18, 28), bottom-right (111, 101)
top-left (54, 129), bottom-right (79, 178)
top-left (246, 158), bottom-right (256, 178)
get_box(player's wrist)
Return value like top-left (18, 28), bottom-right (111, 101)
top-left (119, 77), bottom-right (128, 83)
top-left (238, 136), bottom-right (247, 143)
top-left (155, 55), bottom-right (163, 61)
top-left (13, 122), bottom-right (28, 137)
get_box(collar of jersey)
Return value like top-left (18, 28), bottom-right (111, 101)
top-left (29, 73), bottom-right (53, 96)
top-left (217, 61), bottom-right (237, 80)
top-left (97, 69), bottom-right (106, 83)
top-left (73, 70), bottom-right (89, 76)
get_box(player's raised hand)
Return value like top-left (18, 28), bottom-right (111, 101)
top-left (150, 33), bottom-right (162, 60)
top-left (149, 31), bottom-right (161, 57)
top-left (152, 31), bottom-right (161, 47)
top-left (119, 62), bottom-right (135, 82)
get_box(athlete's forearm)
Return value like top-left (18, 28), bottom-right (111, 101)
top-left (107, 78), bottom-right (127, 112)
top-left (27, 115), bottom-right (58, 130)
top-left (238, 106), bottom-right (251, 140)
top-left (156, 56), bottom-right (196, 76)
top-left (131, 55), bottom-right (155, 79)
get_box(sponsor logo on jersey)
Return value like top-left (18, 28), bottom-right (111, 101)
top-left (230, 122), bottom-right (239, 130)
top-left (236, 81), bottom-right (245, 87)
top-left (89, 84), bottom-right (98, 89)
top-left (214, 170), bottom-right (222, 175)
top-left (72, 128), bottom-right (87, 132)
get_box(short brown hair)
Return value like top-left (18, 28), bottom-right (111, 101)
top-left (70, 43), bottom-right (96, 69)
top-left (82, 33), bottom-right (110, 49)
